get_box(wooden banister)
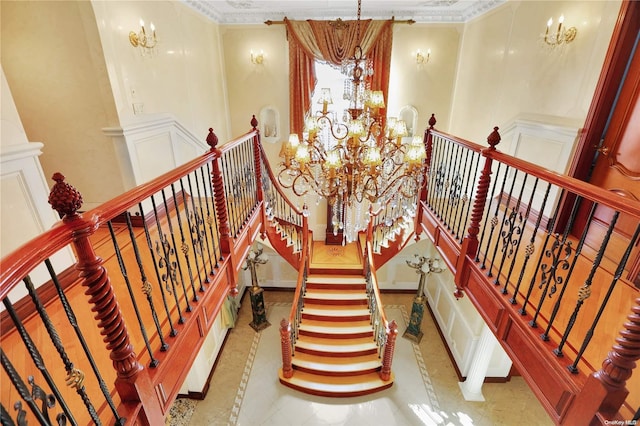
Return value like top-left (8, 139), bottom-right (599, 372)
top-left (48, 174), bottom-right (164, 424)
top-left (487, 149), bottom-right (640, 219)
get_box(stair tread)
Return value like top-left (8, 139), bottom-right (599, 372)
top-left (295, 336), bottom-right (378, 352)
top-left (279, 370), bottom-right (392, 392)
top-left (300, 319), bottom-right (372, 328)
top-left (292, 352), bottom-right (381, 372)
top-left (304, 290), bottom-right (368, 300)
top-left (302, 306), bottom-right (370, 316)
top-left (307, 276), bottom-right (367, 284)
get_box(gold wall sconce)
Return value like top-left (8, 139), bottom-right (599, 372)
top-left (129, 19), bottom-right (157, 55)
top-left (251, 49), bottom-right (265, 65)
top-left (415, 49), bottom-right (431, 64)
top-left (543, 15), bottom-right (577, 48)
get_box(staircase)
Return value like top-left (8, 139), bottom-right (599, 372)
top-left (278, 272), bottom-right (394, 397)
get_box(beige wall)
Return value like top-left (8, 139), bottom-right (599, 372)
top-left (1, 0), bottom-right (123, 209)
top-left (389, 23), bottom-right (462, 132)
top-left (449, 0), bottom-right (621, 143)
top-left (91, 0), bottom-right (230, 142)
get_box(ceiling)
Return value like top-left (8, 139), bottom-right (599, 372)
top-left (182, 0), bottom-right (505, 24)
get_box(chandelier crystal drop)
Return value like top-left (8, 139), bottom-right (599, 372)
top-left (277, 0), bottom-right (427, 243)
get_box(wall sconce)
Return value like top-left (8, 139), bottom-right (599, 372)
top-left (543, 15), bottom-right (577, 48)
top-left (415, 48), bottom-right (430, 64)
top-left (251, 49), bottom-right (265, 65)
top-left (129, 19), bottom-right (157, 56)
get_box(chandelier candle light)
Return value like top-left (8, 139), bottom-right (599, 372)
top-left (278, 1), bottom-right (427, 243)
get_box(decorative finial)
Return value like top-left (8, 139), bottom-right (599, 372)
top-left (48, 173), bottom-right (83, 219)
top-left (428, 113), bottom-right (436, 129)
top-left (487, 126), bottom-right (501, 149)
top-left (251, 115), bottom-right (258, 130)
top-left (206, 128), bottom-right (218, 150)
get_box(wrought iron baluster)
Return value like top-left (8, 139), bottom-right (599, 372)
top-left (487, 166), bottom-right (518, 278)
top-left (443, 143), bottom-right (462, 229)
top-left (1, 298), bottom-right (76, 425)
top-left (170, 183), bottom-right (199, 302)
top-left (1, 349), bottom-right (54, 425)
top-left (437, 139), bottom-right (454, 220)
top-left (554, 210), bottom-right (618, 357)
top-left (187, 171), bottom-right (213, 281)
top-left (509, 180), bottom-right (549, 305)
top-left (161, 189), bottom-right (193, 311)
top-left (22, 275), bottom-right (101, 423)
top-left (107, 221), bottom-right (159, 367)
top-left (138, 202), bottom-right (178, 336)
top-left (428, 136), bottom-right (442, 215)
top-left (453, 148), bottom-right (472, 241)
top-left (495, 172), bottom-right (528, 290)
top-left (178, 178), bottom-right (206, 293)
top-left (461, 151), bottom-right (481, 243)
top-left (568, 222), bottom-right (640, 373)
top-left (189, 167), bottom-right (216, 272)
top-left (44, 259), bottom-right (124, 423)
top-left (123, 213), bottom-right (168, 350)
top-left (150, 195), bottom-right (187, 323)
top-left (542, 200), bottom-right (596, 340)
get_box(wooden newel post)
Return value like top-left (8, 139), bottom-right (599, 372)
top-left (48, 173), bottom-right (163, 424)
top-left (566, 297), bottom-right (640, 423)
top-left (207, 128), bottom-right (237, 295)
top-left (380, 320), bottom-right (398, 381)
top-left (251, 115), bottom-right (268, 240)
top-left (415, 114), bottom-right (437, 241)
top-left (455, 127), bottom-right (501, 299)
top-left (280, 319), bottom-right (294, 378)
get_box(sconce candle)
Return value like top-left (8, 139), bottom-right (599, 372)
top-left (130, 19), bottom-right (158, 56)
top-left (543, 14), bottom-right (576, 48)
top-left (251, 49), bottom-right (265, 64)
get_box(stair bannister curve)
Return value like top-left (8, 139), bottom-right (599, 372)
top-left (254, 116), bottom-right (307, 269)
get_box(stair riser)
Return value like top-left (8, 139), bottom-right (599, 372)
top-left (306, 284), bottom-right (366, 291)
top-left (309, 268), bottom-right (363, 276)
top-left (295, 347), bottom-right (378, 357)
top-left (299, 330), bottom-right (373, 339)
top-left (291, 365), bottom-right (381, 377)
top-left (302, 313), bottom-right (371, 322)
top-left (303, 298), bottom-right (368, 306)
top-left (279, 378), bottom-right (393, 398)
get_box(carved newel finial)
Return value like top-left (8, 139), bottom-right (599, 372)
top-left (428, 113), bottom-right (436, 129)
top-left (487, 126), bottom-right (501, 149)
top-left (251, 115), bottom-right (258, 130)
top-left (206, 128), bottom-right (219, 150)
top-left (48, 173), bottom-right (83, 219)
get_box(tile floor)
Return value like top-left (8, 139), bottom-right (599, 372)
top-left (170, 291), bottom-right (553, 426)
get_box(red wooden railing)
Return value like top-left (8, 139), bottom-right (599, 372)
top-left (0, 124), bottom-right (266, 424)
top-left (3, 110), bottom-right (639, 425)
top-left (418, 116), bottom-right (640, 424)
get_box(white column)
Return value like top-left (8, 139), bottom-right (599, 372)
top-left (458, 323), bottom-right (497, 401)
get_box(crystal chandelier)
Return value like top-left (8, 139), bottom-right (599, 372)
top-left (278, 0), bottom-right (426, 243)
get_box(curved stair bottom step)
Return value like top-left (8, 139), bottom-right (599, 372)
top-left (278, 369), bottom-right (394, 398)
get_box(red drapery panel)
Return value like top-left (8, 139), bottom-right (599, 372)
top-left (284, 18), bottom-right (394, 137)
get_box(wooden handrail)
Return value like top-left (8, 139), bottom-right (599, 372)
top-left (257, 136), bottom-right (303, 217)
top-left (365, 240), bottom-right (389, 330)
top-left (487, 149), bottom-right (640, 219)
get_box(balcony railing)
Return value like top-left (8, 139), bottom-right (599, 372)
top-left (418, 115), bottom-right (640, 424)
top-left (2, 112), bottom-right (639, 424)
